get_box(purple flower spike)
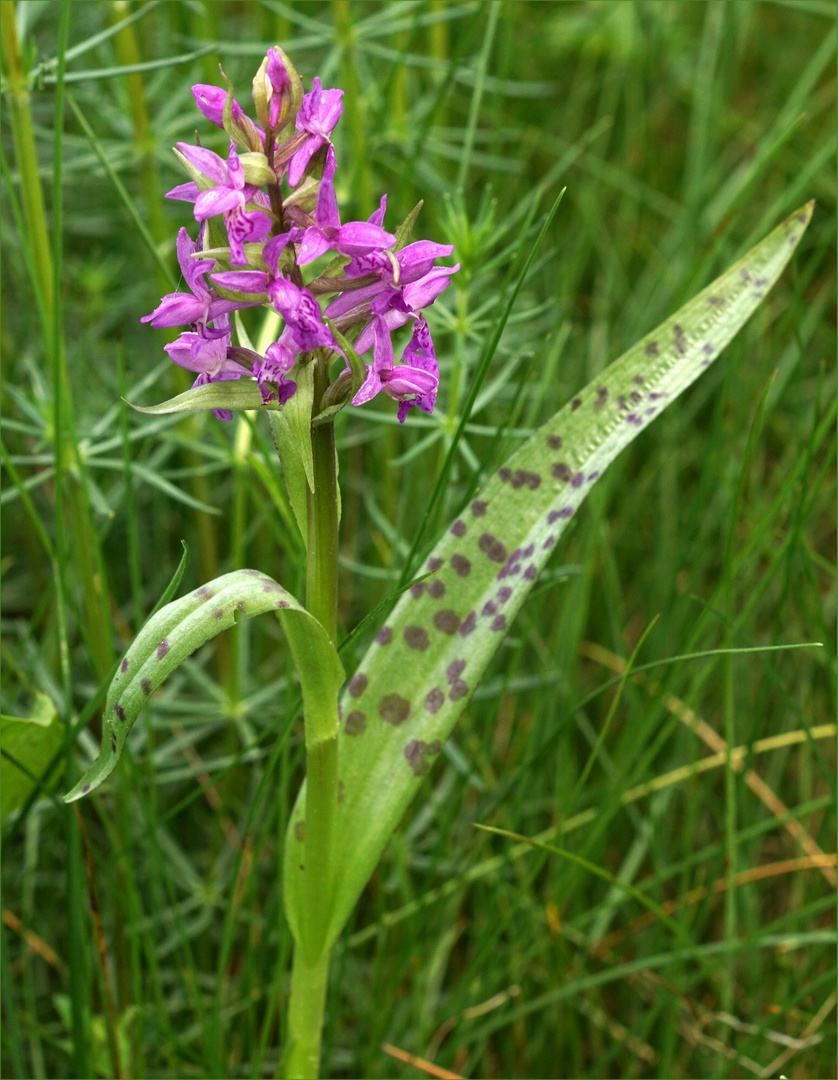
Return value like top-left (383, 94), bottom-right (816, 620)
top-left (297, 148), bottom-right (395, 264)
top-left (287, 77), bottom-right (344, 186)
top-left (192, 142), bottom-right (272, 266)
top-left (141, 228), bottom-right (259, 329)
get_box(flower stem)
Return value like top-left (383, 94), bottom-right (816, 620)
top-left (285, 353), bottom-right (340, 1079)
top-left (285, 947), bottom-right (330, 1079)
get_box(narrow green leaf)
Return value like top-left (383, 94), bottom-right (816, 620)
top-left (64, 569), bottom-right (344, 802)
top-left (284, 200), bottom-right (815, 952)
top-left (1, 693), bottom-right (63, 821)
top-left (129, 379), bottom-right (278, 416)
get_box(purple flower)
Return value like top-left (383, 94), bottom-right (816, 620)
top-left (269, 277), bottom-right (335, 352)
top-left (296, 147), bottom-right (396, 264)
top-left (213, 236), bottom-right (334, 353)
top-left (141, 228), bottom-right (259, 330)
top-left (287, 77), bottom-right (344, 186)
top-left (324, 240), bottom-right (458, 323)
top-left (164, 315), bottom-right (249, 421)
top-left (252, 329), bottom-right (298, 404)
top-left (352, 315), bottom-right (438, 422)
top-left (192, 84), bottom-right (248, 128)
top-left (186, 142), bottom-right (273, 267)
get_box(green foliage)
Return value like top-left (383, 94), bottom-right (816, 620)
top-left (284, 201), bottom-right (815, 956)
top-left (1, 694), bottom-right (62, 822)
top-left (2, 3), bottom-right (834, 1079)
top-left (65, 569), bottom-right (343, 802)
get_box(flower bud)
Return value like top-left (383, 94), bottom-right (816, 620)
top-left (252, 46), bottom-right (303, 136)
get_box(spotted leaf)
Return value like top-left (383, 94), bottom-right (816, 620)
top-left (283, 201), bottom-right (815, 952)
top-left (64, 570), bottom-right (344, 802)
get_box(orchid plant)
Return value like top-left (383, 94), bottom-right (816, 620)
top-left (63, 45), bottom-right (813, 1080)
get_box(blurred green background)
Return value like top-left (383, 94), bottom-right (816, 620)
top-left (2, 2), bottom-right (835, 1078)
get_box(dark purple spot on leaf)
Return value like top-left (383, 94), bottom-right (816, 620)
top-left (451, 554), bottom-right (471, 577)
top-left (674, 339), bottom-right (686, 355)
top-left (740, 268), bottom-right (751, 281)
top-left (82, 784), bottom-right (90, 794)
top-left (379, 694), bottom-right (410, 725)
top-left (157, 639), bottom-right (170, 659)
top-left (111, 735), bottom-right (117, 754)
top-left (194, 586), bottom-right (214, 600)
top-left (348, 673), bottom-right (368, 698)
top-left (427, 557), bottom-right (444, 571)
top-left (594, 386), bottom-right (608, 411)
top-left (115, 703), bottom-right (126, 722)
top-left (376, 625), bottom-right (393, 646)
top-left (120, 658), bottom-right (129, 673)
top-left (449, 679), bottom-right (469, 701)
top-left (703, 343), bottom-right (714, 354)
top-left (479, 533), bottom-right (508, 563)
top-left (498, 587), bottom-right (512, 603)
top-left (471, 500), bottom-right (487, 516)
top-left (482, 600), bottom-right (497, 617)
top-left (588, 471), bottom-right (600, 481)
top-left (571, 472), bottom-right (585, 488)
top-left (499, 468), bottom-right (512, 483)
top-left (261, 581), bottom-right (280, 593)
top-left (345, 710), bottom-right (367, 736)
top-left (708, 295), bottom-right (725, 307)
top-left (294, 821), bottom-right (306, 841)
top-left (404, 625), bottom-right (429, 650)
top-left (571, 398), bottom-right (582, 411)
top-left (548, 510), bottom-right (561, 523)
top-left (634, 375), bottom-right (644, 385)
top-left (447, 659), bottom-right (466, 683)
top-left (552, 462), bottom-right (572, 482)
top-left (404, 740), bottom-right (431, 777)
top-left (425, 688), bottom-right (445, 714)
top-left (645, 342), bottom-right (659, 357)
top-left (275, 599), bottom-right (289, 608)
top-left (544, 535), bottom-right (556, 549)
top-left (524, 564), bottom-right (537, 580)
top-left (434, 609), bottom-right (461, 635)
top-left (630, 390), bottom-right (642, 404)
top-left (141, 678), bottom-right (152, 695)
top-left (491, 615), bottom-right (507, 632)
top-left (410, 582), bottom-right (425, 598)
top-left (212, 608), bottom-right (225, 620)
top-left (451, 519), bottom-right (466, 538)
top-left (547, 434), bottom-right (562, 449)
top-left (459, 611), bottom-right (476, 636)
top-left (428, 579), bottom-right (446, 599)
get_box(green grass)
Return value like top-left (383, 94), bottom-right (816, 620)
top-left (2, 2), bottom-right (835, 1078)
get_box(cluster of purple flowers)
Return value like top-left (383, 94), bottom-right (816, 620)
top-left (142, 49), bottom-right (458, 422)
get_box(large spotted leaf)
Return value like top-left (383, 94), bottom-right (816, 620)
top-left (283, 201), bottom-right (814, 952)
top-left (64, 570), bottom-right (343, 802)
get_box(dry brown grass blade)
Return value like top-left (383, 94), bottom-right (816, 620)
top-left (2, 907), bottom-right (66, 974)
top-left (581, 641), bottom-right (837, 886)
top-left (594, 853), bottom-right (837, 953)
top-left (381, 1042), bottom-right (465, 1079)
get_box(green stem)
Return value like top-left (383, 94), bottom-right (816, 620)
top-left (285, 948), bottom-right (330, 1079)
top-left (285, 355), bottom-right (340, 1078)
